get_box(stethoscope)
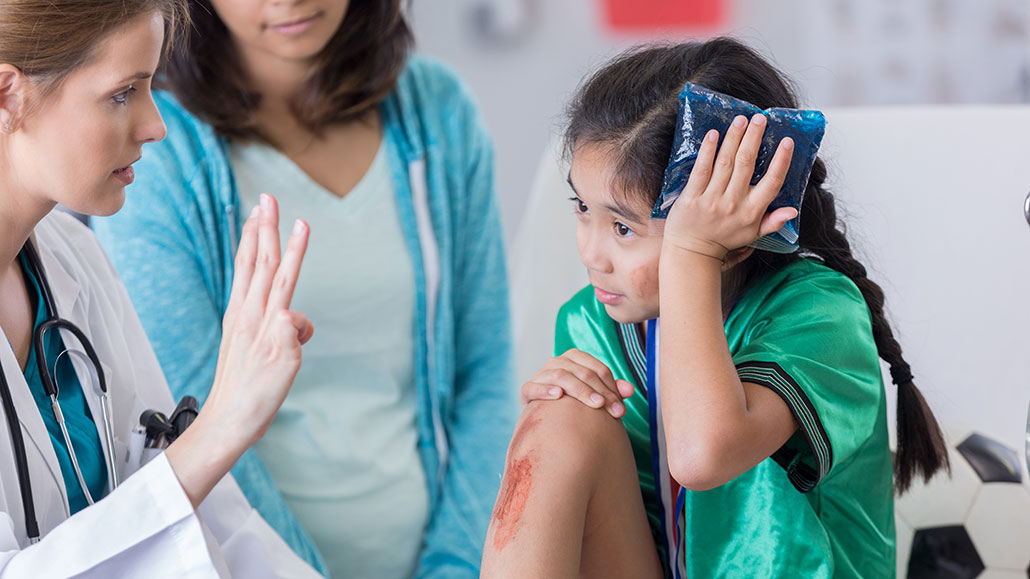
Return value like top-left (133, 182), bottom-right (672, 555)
top-left (0, 240), bottom-right (119, 543)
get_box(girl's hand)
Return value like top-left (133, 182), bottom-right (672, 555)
top-left (663, 114), bottom-right (797, 260)
top-left (520, 349), bottom-right (634, 418)
top-left (167, 193), bottom-right (311, 507)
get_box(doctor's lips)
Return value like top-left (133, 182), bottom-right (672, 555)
top-left (111, 156), bottom-right (141, 185)
top-left (593, 286), bottom-right (624, 305)
top-left (266, 12), bottom-right (323, 35)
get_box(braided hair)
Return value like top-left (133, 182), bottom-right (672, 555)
top-left (565, 37), bottom-right (948, 493)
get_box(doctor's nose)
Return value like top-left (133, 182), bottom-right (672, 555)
top-left (134, 92), bottom-right (167, 145)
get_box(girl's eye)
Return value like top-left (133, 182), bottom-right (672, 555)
top-left (569, 197), bottom-right (589, 214)
top-left (614, 221), bottom-right (634, 237)
top-left (113, 85), bottom-right (136, 105)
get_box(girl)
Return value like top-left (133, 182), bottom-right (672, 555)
top-left (92, 0), bottom-right (515, 576)
top-left (0, 0), bottom-right (318, 575)
top-left (482, 38), bottom-right (948, 578)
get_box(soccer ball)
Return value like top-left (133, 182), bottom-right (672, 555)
top-left (895, 426), bottom-right (1030, 578)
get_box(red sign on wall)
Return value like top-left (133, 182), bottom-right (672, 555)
top-left (602, 0), bottom-right (725, 31)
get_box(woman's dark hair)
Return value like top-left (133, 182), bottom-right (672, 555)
top-left (163, 0), bottom-right (412, 141)
top-left (565, 38), bottom-right (948, 494)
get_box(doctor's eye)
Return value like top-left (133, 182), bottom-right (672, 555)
top-left (112, 85), bottom-right (136, 105)
top-left (569, 197), bottom-right (589, 215)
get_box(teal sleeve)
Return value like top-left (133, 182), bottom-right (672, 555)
top-left (731, 273), bottom-right (886, 491)
top-left (414, 61), bottom-right (518, 578)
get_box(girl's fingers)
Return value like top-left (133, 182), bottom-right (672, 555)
top-left (224, 206), bottom-right (261, 329)
top-left (705, 115), bottom-right (749, 197)
top-left (683, 129), bottom-right (720, 198)
top-left (520, 382), bottom-right (564, 405)
top-left (758, 206), bottom-right (799, 238)
top-left (616, 379), bottom-right (635, 399)
top-left (242, 194), bottom-right (282, 320)
top-left (547, 364), bottom-right (625, 418)
top-left (751, 137), bottom-right (795, 209)
top-left (265, 219), bottom-right (310, 314)
top-left (561, 349), bottom-right (621, 397)
top-left (727, 114), bottom-right (768, 198)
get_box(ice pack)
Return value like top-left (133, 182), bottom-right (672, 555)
top-left (651, 82), bottom-right (826, 253)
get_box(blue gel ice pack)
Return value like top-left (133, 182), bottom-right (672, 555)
top-left (652, 82), bottom-right (826, 253)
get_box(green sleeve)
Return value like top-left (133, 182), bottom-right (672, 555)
top-left (731, 271), bottom-right (886, 491)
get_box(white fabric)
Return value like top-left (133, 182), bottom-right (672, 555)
top-left (0, 211), bottom-right (319, 578)
top-left (231, 140), bottom-right (428, 579)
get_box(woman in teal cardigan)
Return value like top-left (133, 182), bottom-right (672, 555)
top-left (93, 2), bottom-right (516, 577)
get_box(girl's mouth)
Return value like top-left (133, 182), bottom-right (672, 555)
top-left (594, 286), bottom-right (624, 305)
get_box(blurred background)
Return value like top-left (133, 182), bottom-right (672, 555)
top-left (410, 0), bottom-right (1030, 239)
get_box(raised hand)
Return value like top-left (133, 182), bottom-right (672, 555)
top-left (166, 193), bottom-right (311, 507)
top-left (663, 114), bottom-right (796, 260)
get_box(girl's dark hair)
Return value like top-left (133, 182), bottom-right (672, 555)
top-left (565, 38), bottom-right (948, 494)
top-left (163, 0), bottom-right (412, 141)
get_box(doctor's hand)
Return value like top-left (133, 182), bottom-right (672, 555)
top-left (166, 194), bottom-right (312, 508)
top-left (520, 349), bottom-right (634, 419)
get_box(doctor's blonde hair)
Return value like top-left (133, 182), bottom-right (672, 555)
top-left (0, 0), bottom-right (187, 100)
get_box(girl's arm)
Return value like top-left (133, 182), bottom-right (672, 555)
top-left (658, 114), bottom-right (800, 491)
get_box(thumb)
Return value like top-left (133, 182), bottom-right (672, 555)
top-left (758, 207), bottom-right (799, 238)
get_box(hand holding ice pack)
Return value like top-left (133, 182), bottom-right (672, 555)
top-left (652, 82), bottom-right (826, 253)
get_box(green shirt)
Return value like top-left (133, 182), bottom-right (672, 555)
top-left (554, 259), bottom-right (895, 578)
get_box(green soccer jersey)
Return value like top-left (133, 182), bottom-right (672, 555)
top-left (554, 259), bottom-right (895, 579)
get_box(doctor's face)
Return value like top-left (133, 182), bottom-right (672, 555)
top-left (6, 11), bottom-right (166, 217)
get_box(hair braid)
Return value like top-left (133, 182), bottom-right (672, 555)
top-left (798, 160), bottom-right (950, 493)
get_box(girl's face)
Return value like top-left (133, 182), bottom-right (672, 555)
top-left (2, 11), bottom-right (166, 217)
top-left (569, 143), bottom-right (664, 324)
top-left (210, 0), bottom-right (349, 66)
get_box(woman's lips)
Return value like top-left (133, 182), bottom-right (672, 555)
top-left (268, 13), bottom-right (320, 35)
top-left (594, 286), bottom-right (624, 305)
top-left (112, 165), bottom-right (135, 185)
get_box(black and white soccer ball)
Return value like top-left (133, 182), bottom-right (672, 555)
top-left (895, 426), bottom-right (1030, 579)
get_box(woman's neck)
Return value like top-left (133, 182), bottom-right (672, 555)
top-left (0, 187), bottom-right (54, 273)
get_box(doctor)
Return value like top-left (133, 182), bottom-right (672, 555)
top-left (0, 0), bottom-right (321, 576)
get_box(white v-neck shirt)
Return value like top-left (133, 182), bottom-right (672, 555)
top-left (230, 137), bottom-right (428, 579)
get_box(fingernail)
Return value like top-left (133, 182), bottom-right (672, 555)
top-left (707, 129), bottom-right (719, 142)
top-left (590, 393), bottom-right (604, 406)
top-left (611, 401), bottom-right (624, 415)
top-left (733, 115), bottom-right (747, 128)
top-left (260, 194), bottom-right (271, 211)
top-left (249, 206), bottom-right (260, 219)
top-left (781, 137), bottom-right (795, 150)
top-left (293, 219), bottom-right (305, 235)
top-left (752, 114), bottom-right (766, 126)
top-left (548, 387), bottom-right (561, 398)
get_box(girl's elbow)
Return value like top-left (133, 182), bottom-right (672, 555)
top-left (667, 443), bottom-right (732, 492)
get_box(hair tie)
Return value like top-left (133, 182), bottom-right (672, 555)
top-left (890, 364), bottom-right (913, 386)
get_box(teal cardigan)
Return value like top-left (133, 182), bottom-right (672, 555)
top-left (94, 55), bottom-right (517, 577)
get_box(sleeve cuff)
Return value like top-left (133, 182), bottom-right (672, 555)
top-left (736, 361), bottom-right (833, 492)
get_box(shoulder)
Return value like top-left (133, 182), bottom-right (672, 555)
top-left (394, 54), bottom-right (478, 114)
top-left (740, 259), bottom-right (868, 320)
top-left (35, 211), bottom-right (119, 283)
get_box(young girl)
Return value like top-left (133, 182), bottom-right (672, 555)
top-left (93, 1), bottom-right (515, 576)
top-left (482, 38), bottom-right (948, 578)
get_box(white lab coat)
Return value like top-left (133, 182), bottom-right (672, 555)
top-left (0, 211), bottom-right (320, 578)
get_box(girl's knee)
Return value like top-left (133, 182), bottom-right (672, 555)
top-left (507, 398), bottom-right (627, 470)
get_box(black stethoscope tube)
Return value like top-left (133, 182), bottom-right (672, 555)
top-left (0, 240), bottom-right (112, 542)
